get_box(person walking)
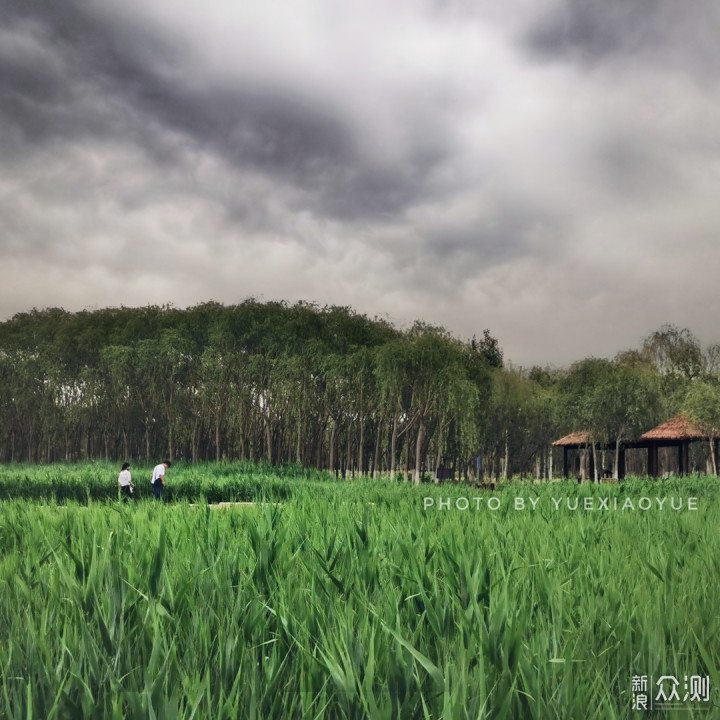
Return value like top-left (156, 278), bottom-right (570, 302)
top-left (118, 462), bottom-right (135, 502)
top-left (151, 460), bottom-right (171, 500)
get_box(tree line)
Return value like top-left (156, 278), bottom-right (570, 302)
top-left (0, 302), bottom-right (718, 481)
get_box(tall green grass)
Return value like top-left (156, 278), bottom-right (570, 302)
top-left (0, 461), bottom-right (334, 503)
top-left (1, 474), bottom-right (719, 717)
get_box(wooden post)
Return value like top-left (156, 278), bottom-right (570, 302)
top-left (648, 443), bottom-right (659, 478)
top-left (563, 447), bottom-right (569, 478)
top-left (680, 442), bottom-right (687, 476)
top-left (675, 441), bottom-right (690, 476)
top-left (677, 444), bottom-right (682, 476)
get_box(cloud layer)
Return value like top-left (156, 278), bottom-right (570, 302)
top-left (2, 0), bottom-right (719, 365)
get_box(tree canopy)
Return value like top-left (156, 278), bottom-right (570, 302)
top-left (0, 301), bottom-right (498, 479)
top-left (1, 307), bottom-right (718, 481)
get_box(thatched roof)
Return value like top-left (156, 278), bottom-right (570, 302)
top-left (552, 431), bottom-right (589, 447)
top-left (552, 413), bottom-right (709, 449)
top-left (640, 413), bottom-right (706, 441)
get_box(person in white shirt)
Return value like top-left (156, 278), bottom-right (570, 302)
top-left (151, 460), bottom-right (171, 500)
top-left (118, 462), bottom-right (134, 502)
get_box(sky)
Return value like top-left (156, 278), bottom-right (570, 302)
top-left (2, 0), bottom-right (719, 367)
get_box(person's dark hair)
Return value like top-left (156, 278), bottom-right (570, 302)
top-left (121, 462), bottom-right (130, 471)
top-left (164, 460), bottom-right (172, 467)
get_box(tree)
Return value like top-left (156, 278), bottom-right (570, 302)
top-left (485, 369), bottom-right (538, 480)
top-left (374, 337), bottom-right (413, 481)
top-left (603, 355), bottom-right (662, 478)
top-left (0, 301), bottom-right (497, 472)
top-left (471, 329), bottom-right (503, 369)
top-left (556, 357), bottom-right (661, 480)
top-left (642, 325), bottom-right (704, 417)
top-left (683, 379), bottom-right (720, 475)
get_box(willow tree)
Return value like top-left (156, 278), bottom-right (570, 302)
top-left (604, 353), bottom-right (662, 478)
top-left (485, 369), bottom-right (537, 480)
top-left (643, 324), bottom-right (704, 416)
top-left (555, 359), bottom-right (612, 481)
top-left (0, 301), bottom-right (499, 469)
top-left (375, 337), bottom-right (411, 480)
top-left (684, 379), bottom-right (720, 475)
top-left (134, 329), bottom-right (195, 461)
top-left (401, 325), bottom-right (476, 485)
top-left (556, 356), bottom-right (662, 480)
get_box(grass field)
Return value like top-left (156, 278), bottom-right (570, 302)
top-left (1, 464), bottom-right (719, 718)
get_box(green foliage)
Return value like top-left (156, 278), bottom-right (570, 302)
top-left (471, 328), bottom-right (504, 369)
top-left (643, 324), bottom-right (704, 381)
top-left (0, 462), bottom-right (332, 504)
top-left (642, 325), bottom-right (705, 414)
top-left (684, 379), bottom-right (720, 436)
top-left (555, 357), bottom-right (662, 445)
top-left (0, 475), bottom-right (719, 717)
top-left (0, 302), bottom-right (500, 477)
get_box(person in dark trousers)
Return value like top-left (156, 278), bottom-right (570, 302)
top-left (118, 462), bottom-right (135, 502)
top-left (151, 460), bottom-right (171, 500)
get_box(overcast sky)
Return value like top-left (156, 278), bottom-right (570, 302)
top-left (2, 0), bottom-right (719, 366)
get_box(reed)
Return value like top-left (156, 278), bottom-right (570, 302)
top-left (0, 468), bottom-right (718, 717)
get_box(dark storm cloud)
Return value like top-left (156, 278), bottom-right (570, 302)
top-left (0, 1), bottom-right (177, 150)
top-left (418, 199), bottom-right (561, 270)
top-left (0, 0), bottom-right (460, 225)
top-left (2, 0), bottom-right (719, 365)
top-left (524, 0), bottom-right (720, 76)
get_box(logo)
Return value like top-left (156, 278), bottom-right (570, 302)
top-left (632, 674), bottom-right (711, 711)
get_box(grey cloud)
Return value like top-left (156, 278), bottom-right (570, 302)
top-left (0, 2), bottom-right (178, 147)
top-left (2, 0), bottom-right (718, 366)
top-left (524, 0), bottom-right (720, 77)
top-left (422, 204), bottom-right (561, 269)
top-left (0, 0), bottom-right (462, 226)
top-left (142, 83), bottom-right (459, 223)
top-left (592, 133), bottom-right (684, 201)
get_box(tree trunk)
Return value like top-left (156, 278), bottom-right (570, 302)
top-left (591, 442), bottom-right (598, 482)
top-left (345, 430), bottom-right (352, 479)
top-left (328, 421), bottom-right (336, 475)
top-left (215, 414), bottom-right (222, 462)
top-left (413, 420), bottom-right (425, 485)
top-left (709, 437), bottom-right (717, 476)
top-left (357, 420), bottom-right (364, 477)
top-left (502, 430), bottom-right (509, 480)
top-left (264, 417), bottom-right (272, 463)
top-left (402, 438), bottom-right (408, 482)
top-left (389, 417), bottom-right (397, 481)
top-left (372, 418), bottom-right (382, 479)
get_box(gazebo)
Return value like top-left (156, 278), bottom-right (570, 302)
top-left (552, 431), bottom-right (602, 479)
top-left (553, 413), bottom-right (717, 480)
top-left (637, 413), bottom-right (712, 477)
